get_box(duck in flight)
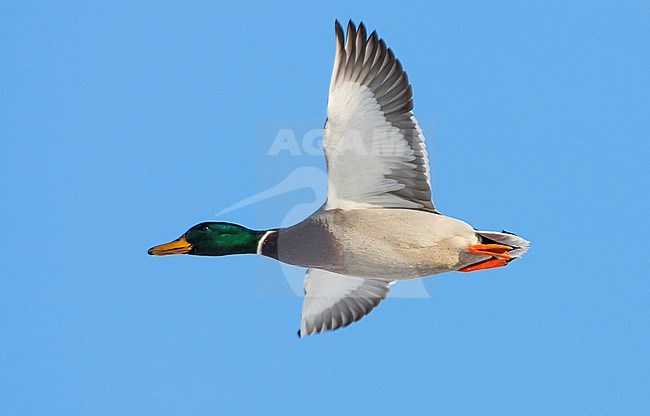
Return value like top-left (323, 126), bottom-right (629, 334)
top-left (149, 21), bottom-right (529, 337)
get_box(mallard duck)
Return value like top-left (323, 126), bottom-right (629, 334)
top-left (149, 21), bottom-right (529, 337)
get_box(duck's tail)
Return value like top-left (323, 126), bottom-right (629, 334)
top-left (476, 230), bottom-right (530, 259)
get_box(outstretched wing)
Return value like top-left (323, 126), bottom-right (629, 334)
top-left (323, 20), bottom-right (436, 212)
top-left (299, 268), bottom-right (392, 337)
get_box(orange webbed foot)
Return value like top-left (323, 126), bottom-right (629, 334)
top-left (459, 257), bottom-right (509, 272)
top-left (459, 243), bottom-right (513, 273)
top-left (466, 243), bottom-right (512, 260)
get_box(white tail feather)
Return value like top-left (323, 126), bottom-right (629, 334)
top-left (476, 231), bottom-right (530, 258)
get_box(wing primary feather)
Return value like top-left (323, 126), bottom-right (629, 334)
top-left (377, 71), bottom-right (412, 106)
top-left (332, 20), bottom-right (346, 89)
top-left (345, 20), bottom-right (356, 60)
top-left (382, 80), bottom-right (411, 106)
top-left (361, 38), bottom-right (387, 85)
top-left (383, 98), bottom-right (413, 116)
top-left (374, 60), bottom-right (403, 98)
top-left (355, 23), bottom-right (366, 63)
top-left (368, 49), bottom-right (396, 91)
top-left (351, 25), bottom-right (369, 81)
top-left (385, 99), bottom-right (414, 117)
top-left (356, 23), bottom-right (366, 47)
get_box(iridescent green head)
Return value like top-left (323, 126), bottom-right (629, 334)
top-left (148, 222), bottom-right (265, 256)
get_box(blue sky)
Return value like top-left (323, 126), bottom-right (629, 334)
top-left (2, 1), bottom-right (649, 415)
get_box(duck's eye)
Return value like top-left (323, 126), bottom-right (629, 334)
top-left (202, 225), bottom-right (210, 231)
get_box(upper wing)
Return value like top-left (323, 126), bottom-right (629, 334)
top-left (299, 268), bottom-right (392, 337)
top-left (323, 20), bottom-right (436, 212)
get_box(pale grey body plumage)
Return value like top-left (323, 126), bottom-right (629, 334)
top-left (277, 208), bottom-right (484, 280)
